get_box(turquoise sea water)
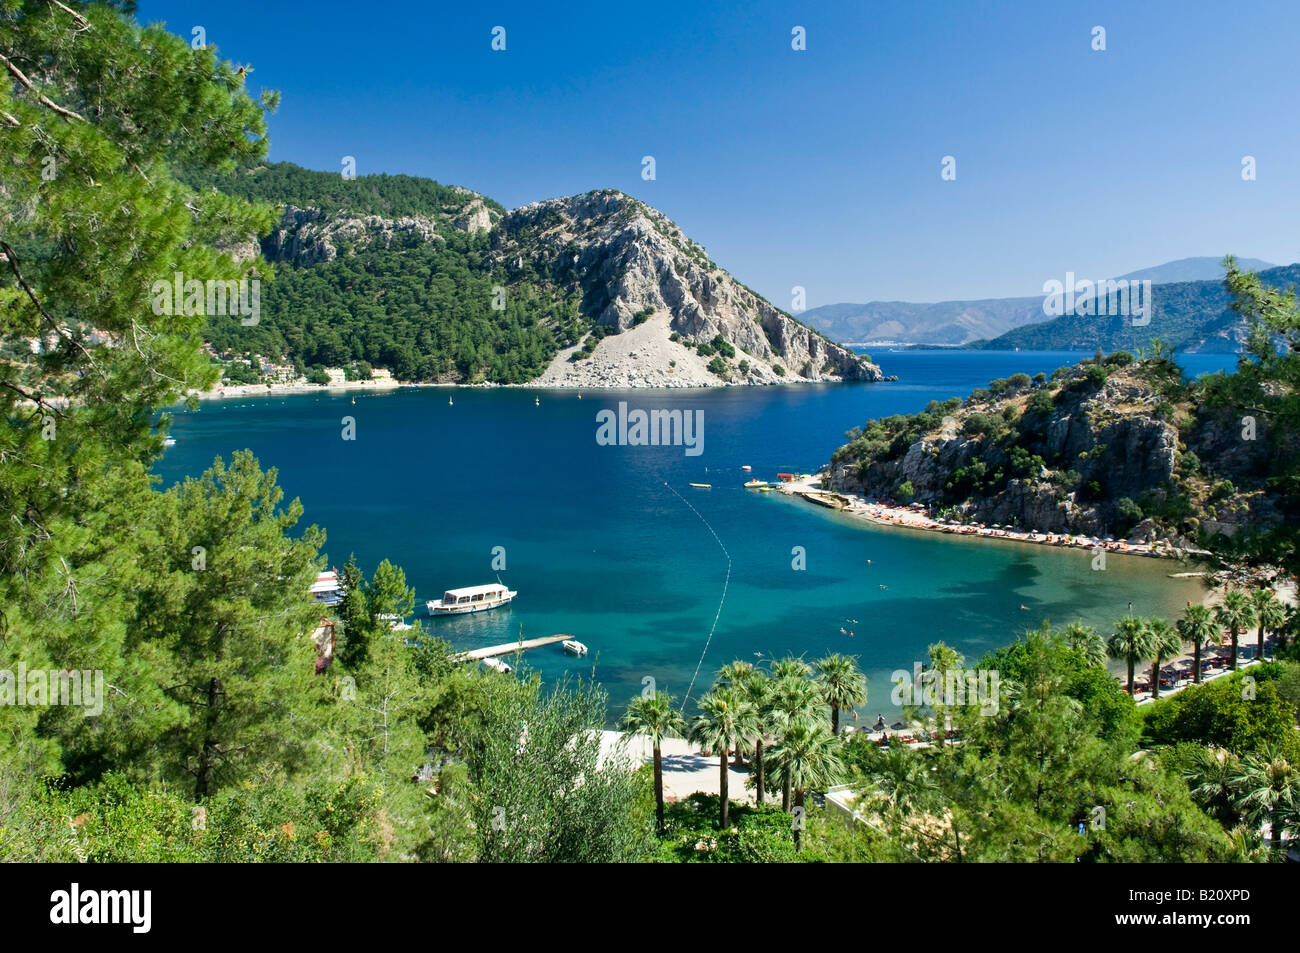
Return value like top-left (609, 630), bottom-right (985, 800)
top-left (155, 350), bottom-right (1233, 719)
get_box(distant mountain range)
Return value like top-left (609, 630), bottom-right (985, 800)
top-left (980, 263), bottom-right (1300, 353)
top-left (801, 257), bottom-right (1279, 350)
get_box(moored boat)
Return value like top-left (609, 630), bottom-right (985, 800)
top-left (744, 479), bottom-right (769, 488)
top-left (562, 639), bottom-right (588, 656)
top-left (427, 583), bottom-right (517, 616)
top-left (482, 657), bottom-right (512, 673)
top-left (689, 482), bottom-right (711, 488)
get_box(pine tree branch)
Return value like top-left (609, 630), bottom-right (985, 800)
top-left (0, 53), bottom-right (86, 122)
top-left (46, 0), bottom-right (91, 33)
top-left (0, 240), bottom-right (105, 381)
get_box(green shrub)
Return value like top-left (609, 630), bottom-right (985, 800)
top-left (711, 335), bottom-right (736, 358)
top-left (1027, 389), bottom-right (1055, 415)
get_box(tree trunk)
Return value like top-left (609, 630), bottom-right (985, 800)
top-left (755, 740), bottom-right (765, 805)
top-left (1258, 623), bottom-right (1266, 661)
top-left (831, 705), bottom-right (839, 735)
top-left (653, 743), bottom-right (665, 835)
top-left (793, 790), bottom-right (805, 852)
top-left (195, 675), bottom-right (223, 800)
top-left (719, 749), bottom-right (730, 829)
top-left (1193, 639), bottom-right (1202, 684)
top-left (1150, 656), bottom-right (1162, 700)
top-left (1126, 657), bottom-right (1135, 696)
top-left (782, 773), bottom-right (791, 813)
top-left (1230, 628), bottom-right (1239, 670)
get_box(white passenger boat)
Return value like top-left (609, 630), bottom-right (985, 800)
top-left (482, 657), bottom-right (512, 673)
top-left (562, 639), bottom-right (588, 656)
top-left (426, 583), bottom-right (517, 616)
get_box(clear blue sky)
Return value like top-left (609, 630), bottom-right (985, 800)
top-left (142, 0), bottom-right (1300, 306)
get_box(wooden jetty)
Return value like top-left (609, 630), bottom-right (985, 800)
top-left (453, 634), bottom-right (575, 662)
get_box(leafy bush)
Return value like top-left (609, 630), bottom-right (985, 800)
top-left (1026, 389), bottom-right (1055, 415)
top-left (961, 412), bottom-right (1004, 438)
top-left (1115, 497), bottom-right (1144, 533)
top-left (708, 356), bottom-right (728, 376)
top-left (1210, 479), bottom-right (1237, 500)
top-left (773, 364), bottom-right (785, 377)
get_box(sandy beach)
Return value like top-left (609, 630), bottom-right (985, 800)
top-left (778, 475), bottom-right (1193, 561)
top-left (601, 731), bottom-right (756, 805)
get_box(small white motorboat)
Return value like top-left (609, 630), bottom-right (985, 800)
top-left (482, 657), bottom-right (512, 674)
top-left (163, 436), bottom-right (176, 447)
top-left (562, 639), bottom-right (588, 657)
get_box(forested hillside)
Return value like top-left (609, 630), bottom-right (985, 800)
top-left (190, 161), bottom-right (878, 386)
top-left (979, 264), bottom-right (1300, 353)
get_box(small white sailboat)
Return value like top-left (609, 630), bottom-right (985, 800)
top-left (562, 639), bottom-right (588, 656)
top-left (448, 394), bottom-right (453, 406)
top-left (427, 583), bottom-right (517, 616)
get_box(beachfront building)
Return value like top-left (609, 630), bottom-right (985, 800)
top-left (310, 569), bottom-right (345, 607)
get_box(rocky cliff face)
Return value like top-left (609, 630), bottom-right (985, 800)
top-left (494, 191), bottom-right (882, 384)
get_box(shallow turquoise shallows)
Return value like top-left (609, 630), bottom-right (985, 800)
top-left (155, 350), bottom-right (1231, 718)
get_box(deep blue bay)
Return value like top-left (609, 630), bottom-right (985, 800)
top-left (155, 350), bottom-right (1233, 718)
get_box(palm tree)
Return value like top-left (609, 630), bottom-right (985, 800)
top-left (714, 660), bottom-right (756, 764)
top-left (688, 688), bottom-right (758, 829)
top-left (1215, 589), bottom-right (1256, 670)
top-left (1178, 603), bottom-right (1218, 684)
top-left (765, 675), bottom-right (822, 810)
top-left (765, 721), bottom-right (844, 850)
top-left (619, 690), bottom-right (686, 834)
top-left (1184, 746), bottom-right (1240, 827)
top-left (736, 669), bottom-right (774, 804)
top-left (813, 653), bottom-right (867, 735)
top-left (1107, 615), bottom-right (1155, 696)
top-left (1230, 744), bottom-right (1300, 853)
top-left (1145, 618), bottom-right (1182, 700)
top-left (769, 656), bottom-right (813, 681)
top-left (1281, 604), bottom-right (1300, 656)
top-left (1252, 588), bottom-right (1286, 661)
top-left (1062, 621), bottom-right (1106, 668)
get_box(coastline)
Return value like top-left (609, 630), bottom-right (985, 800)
top-left (777, 475), bottom-right (1202, 562)
top-left (188, 377), bottom-right (878, 401)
